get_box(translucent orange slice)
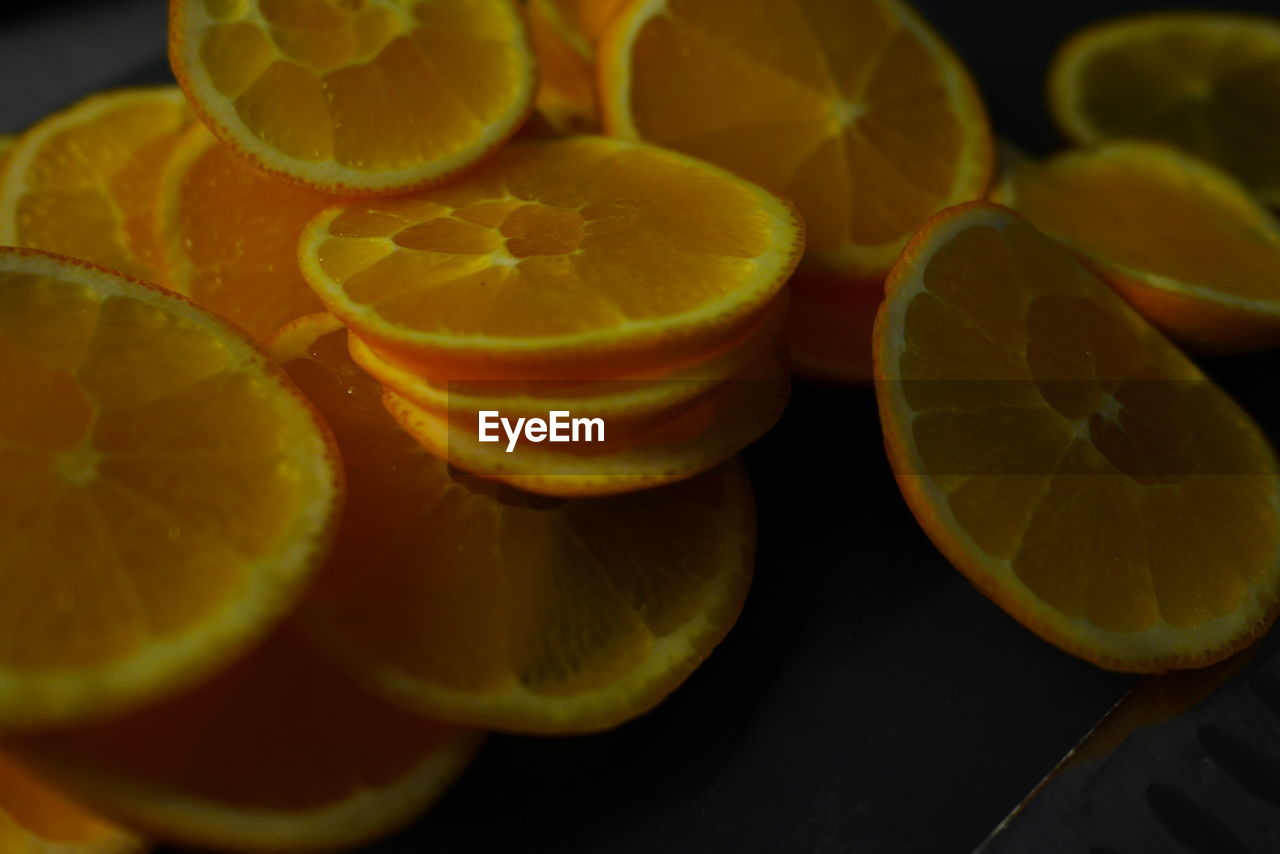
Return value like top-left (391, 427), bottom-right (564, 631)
top-left (993, 141), bottom-right (1280, 353)
top-left (298, 136), bottom-right (802, 380)
top-left (875, 202), bottom-right (1280, 672)
top-left (169, 0), bottom-right (538, 194)
top-left (6, 627), bottom-right (481, 852)
top-left (267, 316), bottom-right (756, 732)
top-left (155, 123), bottom-right (331, 342)
top-left (0, 248), bottom-right (340, 728)
top-left (0, 752), bottom-right (143, 854)
top-left (0, 88), bottom-right (190, 283)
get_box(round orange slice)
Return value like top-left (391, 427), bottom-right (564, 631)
top-left (0, 248), bottom-right (340, 729)
top-left (1050, 12), bottom-right (1280, 203)
top-left (993, 141), bottom-right (1280, 353)
top-left (6, 626), bottom-right (482, 852)
top-left (298, 135), bottom-right (802, 380)
top-left (0, 87), bottom-right (190, 283)
top-left (875, 202), bottom-right (1280, 672)
top-left (0, 752), bottom-right (143, 854)
top-left (168, 0), bottom-right (538, 195)
top-left (155, 123), bottom-right (331, 342)
top-left (268, 316), bottom-right (757, 732)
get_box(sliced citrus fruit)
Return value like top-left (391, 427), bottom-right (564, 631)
top-left (0, 88), bottom-right (190, 283)
top-left (0, 248), bottom-right (340, 729)
top-left (0, 135), bottom-right (17, 175)
top-left (156, 123), bottom-right (331, 342)
top-left (536, 0), bottom-right (631, 62)
top-left (169, 0), bottom-right (538, 195)
top-left (0, 752), bottom-right (143, 854)
top-left (993, 141), bottom-right (1280, 353)
top-left (1049, 12), bottom-right (1280, 203)
top-left (527, 0), bottom-right (600, 133)
top-left (298, 135), bottom-right (802, 380)
top-left (599, 0), bottom-right (992, 380)
top-left (5, 626), bottom-right (482, 852)
top-left (875, 202), bottom-right (1280, 672)
top-left (267, 315), bottom-right (756, 732)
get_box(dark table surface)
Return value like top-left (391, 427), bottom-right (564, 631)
top-left (3, 1), bottom-right (1279, 851)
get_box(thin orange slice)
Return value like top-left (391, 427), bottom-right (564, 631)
top-left (993, 141), bottom-right (1280, 353)
top-left (599, 0), bottom-right (992, 380)
top-left (0, 752), bottom-right (143, 854)
top-left (875, 202), bottom-right (1280, 672)
top-left (536, 0), bottom-right (631, 62)
top-left (5, 626), bottom-right (482, 852)
top-left (155, 123), bottom-right (331, 342)
top-left (298, 135), bottom-right (802, 380)
top-left (0, 248), bottom-right (340, 728)
top-left (1050, 12), bottom-right (1280, 203)
top-left (169, 0), bottom-right (538, 195)
top-left (0, 88), bottom-right (190, 282)
top-left (268, 315), bottom-right (756, 732)
top-left (527, 0), bottom-right (600, 133)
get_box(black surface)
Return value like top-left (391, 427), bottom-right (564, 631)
top-left (3, 2), bottom-right (1280, 852)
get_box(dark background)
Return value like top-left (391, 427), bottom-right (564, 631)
top-left (3, 2), bottom-right (1280, 851)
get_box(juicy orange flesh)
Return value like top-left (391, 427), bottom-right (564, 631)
top-left (1065, 20), bottom-right (1280, 194)
top-left (284, 328), bottom-right (738, 697)
top-left (896, 218), bottom-right (1278, 632)
top-left (621, 0), bottom-right (967, 250)
top-left (11, 627), bottom-right (463, 811)
top-left (0, 272), bottom-right (309, 669)
top-left (196, 0), bottom-right (529, 170)
top-left (1006, 149), bottom-right (1280, 301)
top-left (314, 138), bottom-right (777, 340)
top-left (11, 94), bottom-right (188, 282)
top-left (0, 753), bottom-right (118, 844)
top-left (163, 128), bottom-right (329, 340)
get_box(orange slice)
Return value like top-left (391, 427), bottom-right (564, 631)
top-left (5, 626), bottom-right (482, 852)
top-left (0, 248), bottom-right (340, 728)
top-left (0, 135), bottom-right (17, 175)
top-left (268, 315), bottom-right (756, 732)
top-left (0, 88), bottom-right (190, 282)
top-left (298, 135), bottom-right (802, 380)
top-left (0, 752), bottom-right (143, 854)
top-left (536, 0), bottom-right (631, 62)
top-left (156, 123), bottom-right (331, 342)
top-left (599, 0), bottom-right (992, 380)
top-left (527, 0), bottom-right (600, 133)
top-left (169, 0), bottom-right (538, 195)
top-left (1050, 12), bottom-right (1280, 203)
top-left (874, 202), bottom-right (1280, 672)
top-left (992, 141), bottom-right (1280, 353)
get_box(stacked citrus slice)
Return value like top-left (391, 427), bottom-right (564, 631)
top-left (0, 751), bottom-right (143, 854)
top-left (525, 0), bottom-right (630, 133)
top-left (598, 0), bottom-right (993, 380)
top-left (875, 203), bottom-right (1280, 671)
top-left (297, 135), bottom-right (802, 495)
top-left (993, 141), bottom-right (1280, 352)
top-left (270, 315), bottom-right (757, 732)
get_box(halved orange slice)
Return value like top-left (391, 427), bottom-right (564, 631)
top-left (6, 626), bottom-right (482, 852)
top-left (0, 248), bottom-right (340, 728)
top-left (0, 88), bottom-right (190, 283)
top-left (298, 135), bottom-right (802, 380)
top-left (875, 202), bottom-right (1280, 672)
top-left (169, 0), bottom-right (538, 195)
top-left (993, 141), bottom-right (1280, 353)
top-left (268, 315), bottom-right (757, 732)
top-left (0, 752), bottom-right (143, 854)
top-left (1050, 12), bottom-right (1280, 203)
top-left (155, 123), bottom-right (331, 341)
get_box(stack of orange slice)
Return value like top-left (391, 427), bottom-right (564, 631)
top-left (297, 135), bottom-right (803, 496)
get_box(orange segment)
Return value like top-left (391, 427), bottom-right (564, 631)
top-left (169, 0), bottom-right (538, 194)
top-left (0, 248), bottom-right (340, 728)
top-left (1050, 12), bottom-right (1280, 203)
top-left (156, 123), bottom-right (331, 341)
top-left (5, 627), bottom-right (482, 852)
top-left (874, 202), bottom-right (1280, 672)
top-left (0, 88), bottom-right (190, 282)
top-left (993, 141), bottom-right (1280, 353)
top-left (268, 316), bottom-right (756, 732)
top-left (0, 752), bottom-right (143, 854)
top-left (298, 136), bottom-right (802, 380)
